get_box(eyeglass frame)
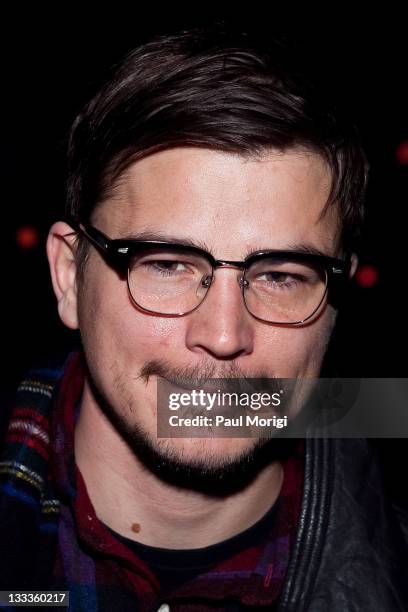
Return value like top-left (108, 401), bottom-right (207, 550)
top-left (67, 218), bottom-right (351, 325)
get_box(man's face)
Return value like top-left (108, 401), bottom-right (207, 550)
top-left (72, 147), bottom-right (341, 471)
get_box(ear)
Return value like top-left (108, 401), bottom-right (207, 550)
top-left (349, 253), bottom-right (359, 279)
top-left (46, 221), bottom-right (79, 330)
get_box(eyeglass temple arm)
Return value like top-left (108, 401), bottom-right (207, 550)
top-left (68, 219), bottom-right (118, 258)
top-left (67, 218), bottom-right (110, 254)
top-left (80, 224), bottom-right (110, 252)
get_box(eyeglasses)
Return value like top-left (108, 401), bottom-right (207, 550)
top-left (70, 221), bottom-right (350, 325)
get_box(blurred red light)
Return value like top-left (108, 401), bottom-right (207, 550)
top-left (16, 226), bottom-right (39, 249)
top-left (396, 141), bottom-right (408, 165)
top-left (355, 264), bottom-right (379, 288)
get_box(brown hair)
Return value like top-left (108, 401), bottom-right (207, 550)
top-left (66, 24), bottom-right (368, 271)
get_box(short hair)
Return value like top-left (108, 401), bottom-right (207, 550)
top-left (66, 24), bottom-right (368, 272)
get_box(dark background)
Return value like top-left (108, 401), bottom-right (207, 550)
top-left (1, 12), bottom-right (407, 502)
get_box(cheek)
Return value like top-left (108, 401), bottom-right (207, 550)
top-left (255, 308), bottom-right (336, 377)
top-left (77, 262), bottom-right (185, 368)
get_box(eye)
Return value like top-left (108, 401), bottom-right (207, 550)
top-left (253, 269), bottom-right (306, 290)
top-left (247, 258), bottom-right (324, 293)
top-left (257, 271), bottom-right (300, 285)
top-left (142, 259), bottom-right (191, 276)
top-left (130, 246), bottom-right (213, 281)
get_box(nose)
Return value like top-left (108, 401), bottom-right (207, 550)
top-left (185, 267), bottom-right (254, 359)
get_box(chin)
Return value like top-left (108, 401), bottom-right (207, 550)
top-left (123, 420), bottom-right (282, 494)
top-left (156, 436), bottom-right (261, 467)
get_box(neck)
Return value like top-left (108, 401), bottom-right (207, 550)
top-left (75, 378), bottom-right (284, 549)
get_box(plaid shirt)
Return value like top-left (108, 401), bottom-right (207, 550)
top-left (0, 352), bottom-right (304, 611)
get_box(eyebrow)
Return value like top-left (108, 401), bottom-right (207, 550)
top-left (118, 230), bottom-right (215, 255)
top-left (267, 242), bottom-right (336, 259)
top-left (118, 231), bottom-right (335, 260)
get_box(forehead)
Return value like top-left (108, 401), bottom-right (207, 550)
top-left (94, 147), bottom-right (340, 257)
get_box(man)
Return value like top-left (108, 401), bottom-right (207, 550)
top-left (1, 25), bottom-right (407, 611)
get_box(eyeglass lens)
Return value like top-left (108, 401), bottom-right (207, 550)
top-left (127, 247), bottom-right (327, 322)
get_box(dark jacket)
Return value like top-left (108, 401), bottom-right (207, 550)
top-left (277, 437), bottom-right (408, 611)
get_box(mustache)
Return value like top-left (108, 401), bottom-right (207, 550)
top-left (137, 358), bottom-right (283, 395)
top-left (139, 359), bottom-right (269, 382)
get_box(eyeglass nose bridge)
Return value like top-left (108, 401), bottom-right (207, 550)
top-left (201, 260), bottom-right (249, 291)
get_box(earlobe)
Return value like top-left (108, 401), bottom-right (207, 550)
top-left (46, 221), bottom-right (79, 330)
top-left (349, 253), bottom-right (359, 279)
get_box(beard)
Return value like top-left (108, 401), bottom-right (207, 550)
top-left (87, 357), bottom-right (296, 496)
